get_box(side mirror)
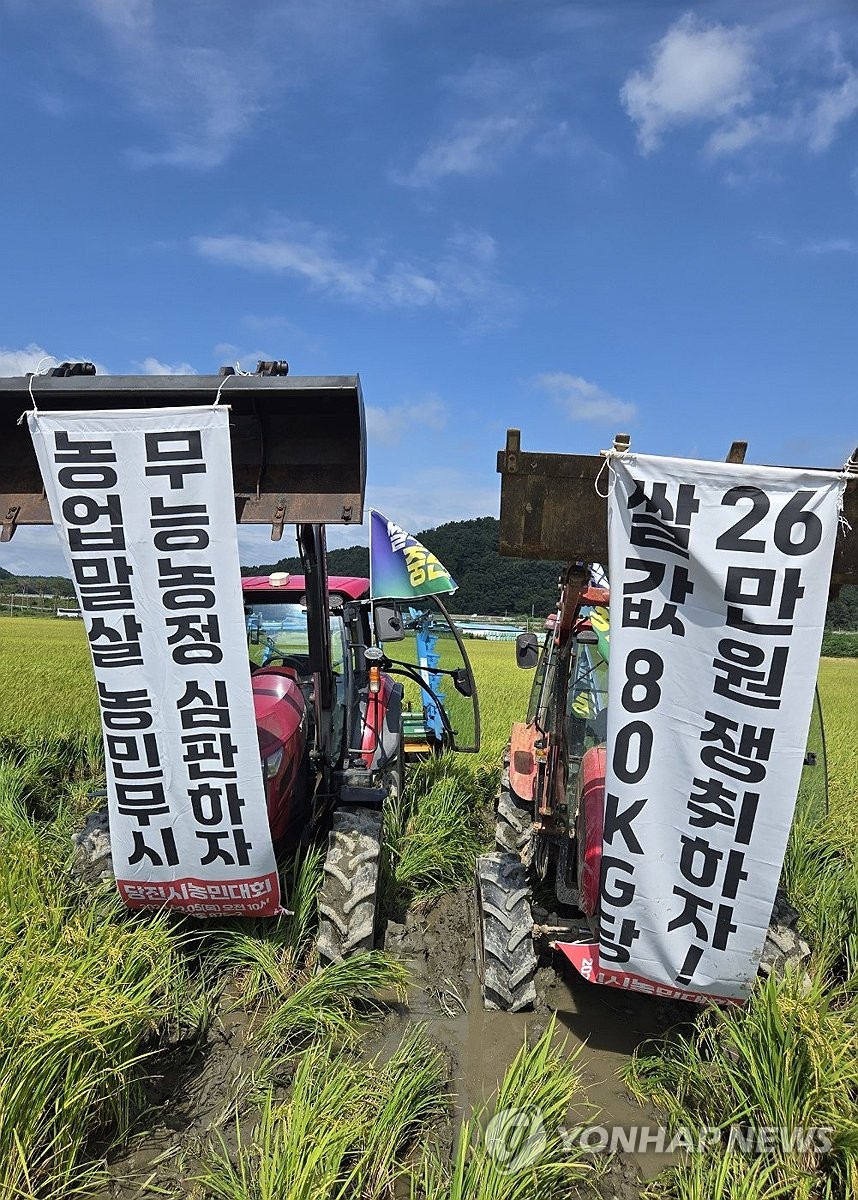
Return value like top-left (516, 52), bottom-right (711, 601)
top-left (452, 667), bottom-right (473, 697)
top-left (515, 632), bottom-right (539, 669)
top-left (374, 602), bottom-right (404, 643)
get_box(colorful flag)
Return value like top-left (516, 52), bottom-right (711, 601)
top-left (369, 509), bottom-right (457, 600)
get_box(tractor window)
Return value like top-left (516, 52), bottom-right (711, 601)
top-left (381, 596), bottom-right (480, 752)
top-left (244, 601), bottom-right (346, 677)
top-left (565, 638), bottom-right (609, 761)
top-left (527, 633), bottom-right (555, 727)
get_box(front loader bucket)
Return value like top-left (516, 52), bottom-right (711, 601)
top-left (0, 368), bottom-right (365, 541)
top-left (498, 429), bottom-right (858, 593)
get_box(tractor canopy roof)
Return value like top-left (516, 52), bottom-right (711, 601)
top-left (242, 575), bottom-right (370, 602)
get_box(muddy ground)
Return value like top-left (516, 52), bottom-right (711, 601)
top-left (102, 887), bottom-right (694, 1200)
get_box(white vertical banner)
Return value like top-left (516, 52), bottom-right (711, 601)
top-left (29, 407), bottom-right (282, 917)
top-left (592, 454), bottom-right (841, 1001)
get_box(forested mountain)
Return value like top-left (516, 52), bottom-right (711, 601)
top-left (243, 516), bottom-right (567, 617)
top-left (243, 515), bottom-right (858, 623)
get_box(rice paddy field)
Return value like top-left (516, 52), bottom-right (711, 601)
top-left (0, 613), bottom-right (856, 1200)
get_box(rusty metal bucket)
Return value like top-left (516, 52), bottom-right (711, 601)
top-left (0, 367), bottom-right (365, 542)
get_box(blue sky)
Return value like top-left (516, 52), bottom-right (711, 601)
top-left (2, 0), bottom-right (856, 575)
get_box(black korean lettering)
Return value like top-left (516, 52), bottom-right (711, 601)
top-left (149, 497), bottom-right (211, 528)
top-left (668, 887), bottom-right (712, 939)
top-left (621, 649), bottom-right (663, 712)
top-left (153, 527), bottom-right (210, 552)
top-left (622, 596), bottom-right (685, 637)
top-left (197, 828), bottom-right (252, 867)
top-left (699, 711), bottom-right (773, 783)
top-left (73, 556), bottom-right (133, 612)
top-left (57, 464), bottom-right (118, 489)
top-left (157, 559), bottom-right (216, 609)
top-left (716, 487), bottom-right (769, 553)
top-left (713, 904), bottom-right (738, 949)
top-left (98, 682), bottom-right (153, 730)
top-left (598, 910), bottom-right (641, 963)
top-left (53, 430), bottom-right (116, 464)
top-left (88, 614), bottom-right (143, 668)
top-left (128, 827), bottom-right (179, 866)
top-left (183, 732), bottom-right (238, 779)
top-left (177, 680), bottom-right (230, 729)
top-left (725, 566), bottom-right (804, 636)
top-left (599, 856), bottom-right (636, 906)
top-left (687, 780), bottom-right (759, 844)
top-left (712, 640), bottom-right (788, 709)
top-left (166, 613), bottom-right (223, 665)
top-left (62, 493), bottom-right (122, 528)
top-left (624, 559), bottom-right (694, 604)
top-left (687, 776), bottom-right (737, 829)
top-left (107, 732), bottom-right (159, 769)
top-left (773, 491), bottom-right (823, 556)
top-left (679, 835), bottom-right (723, 888)
top-left (145, 431), bottom-right (206, 489)
top-left (115, 781), bottom-right (169, 825)
top-left (603, 793), bottom-right (646, 855)
top-left (189, 782), bottom-right (246, 826)
top-left (627, 480), bottom-right (699, 559)
top-left (721, 850), bottom-right (748, 899)
top-left (612, 721), bottom-right (653, 784)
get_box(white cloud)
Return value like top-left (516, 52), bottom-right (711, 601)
top-left (534, 372), bottom-right (636, 424)
top-left (621, 13), bottom-right (755, 154)
top-left (394, 115), bottom-right (534, 187)
top-left (0, 344), bottom-right (109, 377)
top-left (136, 357), bottom-right (197, 375)
top-left (365, 395), bottom-right (447, 446)
top-left (801, 237), bottom-right (858, 255)
top-left (193, 222), bottom-right (516, 323)
top-left (0, 343), bottom-right (58, 376)
top-left (623, 14), bottom-right (858, 162)
top-left (706, 40), bottom-right (858, 157)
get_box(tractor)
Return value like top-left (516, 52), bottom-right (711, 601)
top-left (475, 430), bottom-right (857, 1011)
top-left (0, 362), bottom-right (479, 963)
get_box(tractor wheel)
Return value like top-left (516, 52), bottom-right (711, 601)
top-left (494, 766), bottom-right (533, 860)
top-left (475, 851), bottom-right (537, 1012)
top-left (317, 806), bottom-right (383, 966)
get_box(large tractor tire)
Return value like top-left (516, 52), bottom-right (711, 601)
top-left (317, 806), bottom-right (383, 966)
top-left (494, 761), bottom-right (533, 861)
top-left (475, 851), bottom-right (537, 1012)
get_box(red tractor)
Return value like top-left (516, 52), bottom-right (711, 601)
top-left (0, 362), bottom-right (479, 962)
top-left (475, 430), bottom-right (856, 1011)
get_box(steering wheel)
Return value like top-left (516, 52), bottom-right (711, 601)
top-left (264, 653), bottom-right (306, 674)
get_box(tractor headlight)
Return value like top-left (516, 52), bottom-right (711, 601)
top-left (263, 747), bottom-right (284, 779)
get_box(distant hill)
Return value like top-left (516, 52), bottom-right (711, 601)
top-left (243, 514), bottom-right (858, 625)
top-left (243, 515), bottom-right (568, 617)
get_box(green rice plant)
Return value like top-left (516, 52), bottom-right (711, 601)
top-left (641, 1152), bottom-right (807, 1200)
top-left (251, 951), bottom-right (408, 1070)
top-left (625, 970), bottom-right (858, 1198)
top-left (0, 769), bottom-right (203, 1197)
top-left (194, 1025), bottom-right (448, 1200)
top-left (410, 1019), bottom-right (596, 1200)
top-left (383, 753), bottom-right (492, 909)
top-left (207, 850), bottom-right (325, 1004)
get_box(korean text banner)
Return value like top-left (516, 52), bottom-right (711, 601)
top-left (370, 509), bottom-right (457, 599)
top-left (28, 407), bottom-right (281, 917)
top-left (594, 454), bottom-right (839, 1002)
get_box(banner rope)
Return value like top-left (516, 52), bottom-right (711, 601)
top-left (837, 450), bottom-right (856, 535)
top-left (16, 356), bottom-right (59, 424)
top-left (213, 362), bottom-right (253, 406)
top-left (594, 438), bottom-right (632, 498)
